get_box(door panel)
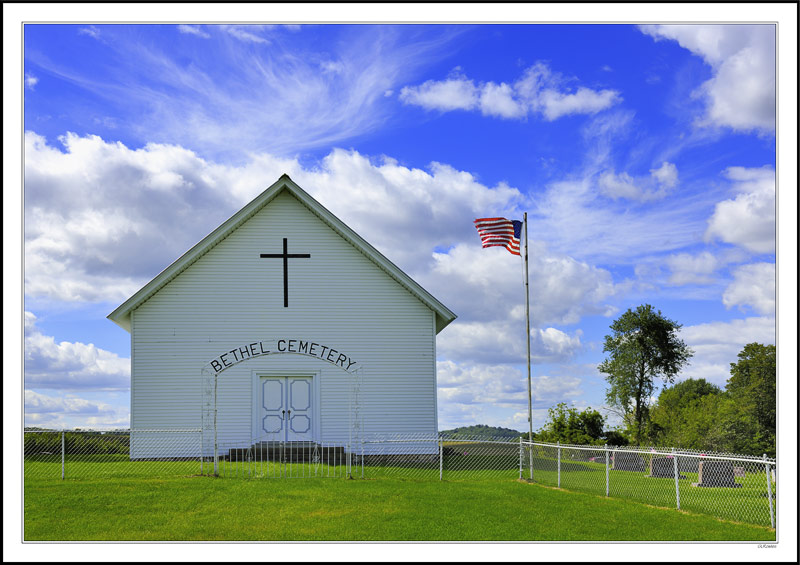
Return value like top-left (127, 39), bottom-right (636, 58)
top-left (261, 378), bottom-right (285, 440)
top-left (287, 378), bottom-right (313, 441)
top-left (260, 377), bottom-right (313, 442)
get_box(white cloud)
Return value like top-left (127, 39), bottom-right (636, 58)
top-left (598, 161), bottom-right (679, 202)
top-left (665, 251), bottom-right (721, 285)
top-left (705, 166), bottom-right (775, 253)
top-left (24, 132), bottom-right (245, 302)
top-left (24, 311), bottom-right (130, 391)
top-left (78, 26), bottom-right (100, 39)
top-left (479, 82), bottom-right (526, 118)
top-left (24, 133), bottom-right (525, 304)
top-left (435, 358), bottom-right (587, 430)
top-left (25, 73), bottom-right (38, 89)
top-left (422, 242), bottom-right (619, 330)
top-left (221, 25), bottom-right (270, 44)
top-left (538, 87), bottom-right (621, 121)
top-left (436, 360), bottom-right (583, 415)
top-left (516, 62), bottom-right (622, 120)
top-left (723, 262), bottom-right (775, 315)
top-left (399, 77), bottom-right (478, 112)
top-left (25, 389), bottom-right (112, 415)
top-left (649, 161), bottom-right (678, 189)
top-left (539, 327), bottom-right (583, 360)
top-left (679, 316), bottom-right (775, 386)
top-left (436, 319), bottom-right (583, 365)
top-left (320, 60), bottom-right (345, 74)
top-left (400, 61), bottom-right (621, 121)
top-left (24, 390), bottom-right (130, 429)
top-left (26, 26), bottom-right (460, 158)
top-left (640, 24), bottom-right (775, 133)
top-left (177, 25), bottom-right (210, 39)
top-left (531, 175), bottom-right (703, 263)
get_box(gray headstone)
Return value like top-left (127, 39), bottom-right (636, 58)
top-left (612, 451), bottom-right (646, 472)
top-left (647, 456), bottom-right (686, 479)
top-left (691, 460), bottom-right (743, 488)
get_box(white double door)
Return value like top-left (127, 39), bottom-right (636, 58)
top-left (259, 377), bottom-right (314, 442)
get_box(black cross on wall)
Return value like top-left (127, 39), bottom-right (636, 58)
top-left (259, 238), bottom-right (311, 307)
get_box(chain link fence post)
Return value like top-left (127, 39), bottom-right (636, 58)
top-left (61, 430), bottom-right (65, 480)
top-left (439, 437), bottom-right (443, 481)
top-left (529, 440), bottom-right (534, 481)
top-left (518, 437), bottom-right (523, 479)
top-left (557, 441), bottom-right (561, 488)
top-left (764, 453), bottom-right (774, 528)
top-left (672, 447), bottom-right (680, 510)
top-left (604, 444), bottom-right (609, 497)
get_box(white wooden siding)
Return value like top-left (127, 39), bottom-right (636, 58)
top-left (131, 190), bottom-right (437, 451)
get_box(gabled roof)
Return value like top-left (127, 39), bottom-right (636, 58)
top-left (108, 174), bottom-right (457, 333)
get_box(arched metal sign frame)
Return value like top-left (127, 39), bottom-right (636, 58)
top-left (200, 338), bottom-right (363, 476)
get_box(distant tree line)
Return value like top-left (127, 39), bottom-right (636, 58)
top-left (24, 431), bottom-right (130, 456)
top-left (440, 424), bottom-right (524, 440)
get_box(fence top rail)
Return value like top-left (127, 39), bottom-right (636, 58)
top-left (362, 439), bottom-right (517, 445)
top-left (24, 428), bottom-right (202, 434)
top-left (362, 438), bottom-right (439, 444)
top-left (523, 440), bottom-right (775, 465)
top-left (527, 441), bottom-right (602, 452)
top-left (131, 429), bottom-right (202, 433)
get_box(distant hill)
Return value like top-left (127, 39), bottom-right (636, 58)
top-left (439, 424), bottom-right (526, 440)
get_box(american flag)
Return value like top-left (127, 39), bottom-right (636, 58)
top-left (473, 217), bottom-right (522, 256)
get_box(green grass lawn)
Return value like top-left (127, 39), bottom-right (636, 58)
top-left (23, 475), bottom-right (775, 541)
top-left (25, 449), bottom-right (777, 532)
top-left (525, 456), bottom-right (776, 528)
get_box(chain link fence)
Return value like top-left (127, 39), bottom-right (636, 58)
top-left (360, 434), bottom-right (522, 481)
top-left (23, 430), bottom-right (777, 528)
top-left (355, 434), bottom-right (776, 528)
top-left (524, 441), bottom-right (777, 529)
top-left (361, 432), bottom-right (440, 480)
top-left (24, 429), bottom-right (202, 480)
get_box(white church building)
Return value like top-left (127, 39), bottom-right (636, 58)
top-left (108, 175), bottom-right (456, 458)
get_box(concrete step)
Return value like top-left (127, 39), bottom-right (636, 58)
top-left (224, 443), bottom-right (347, 463)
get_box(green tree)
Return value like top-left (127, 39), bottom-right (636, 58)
top-left (598, 304), bottom-right (693, 444)
top-left (722, 343), bottom-right (776, 457)
top-left (649, 378), bottom-right (724, 449)
top-left (537, 403), bottom-right (606, 445)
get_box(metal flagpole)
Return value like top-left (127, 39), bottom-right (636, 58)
top-left (524, 212), bottom-right (533, 480)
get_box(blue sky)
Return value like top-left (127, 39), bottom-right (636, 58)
top-left (15, 19), bottom-right (789, 436)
